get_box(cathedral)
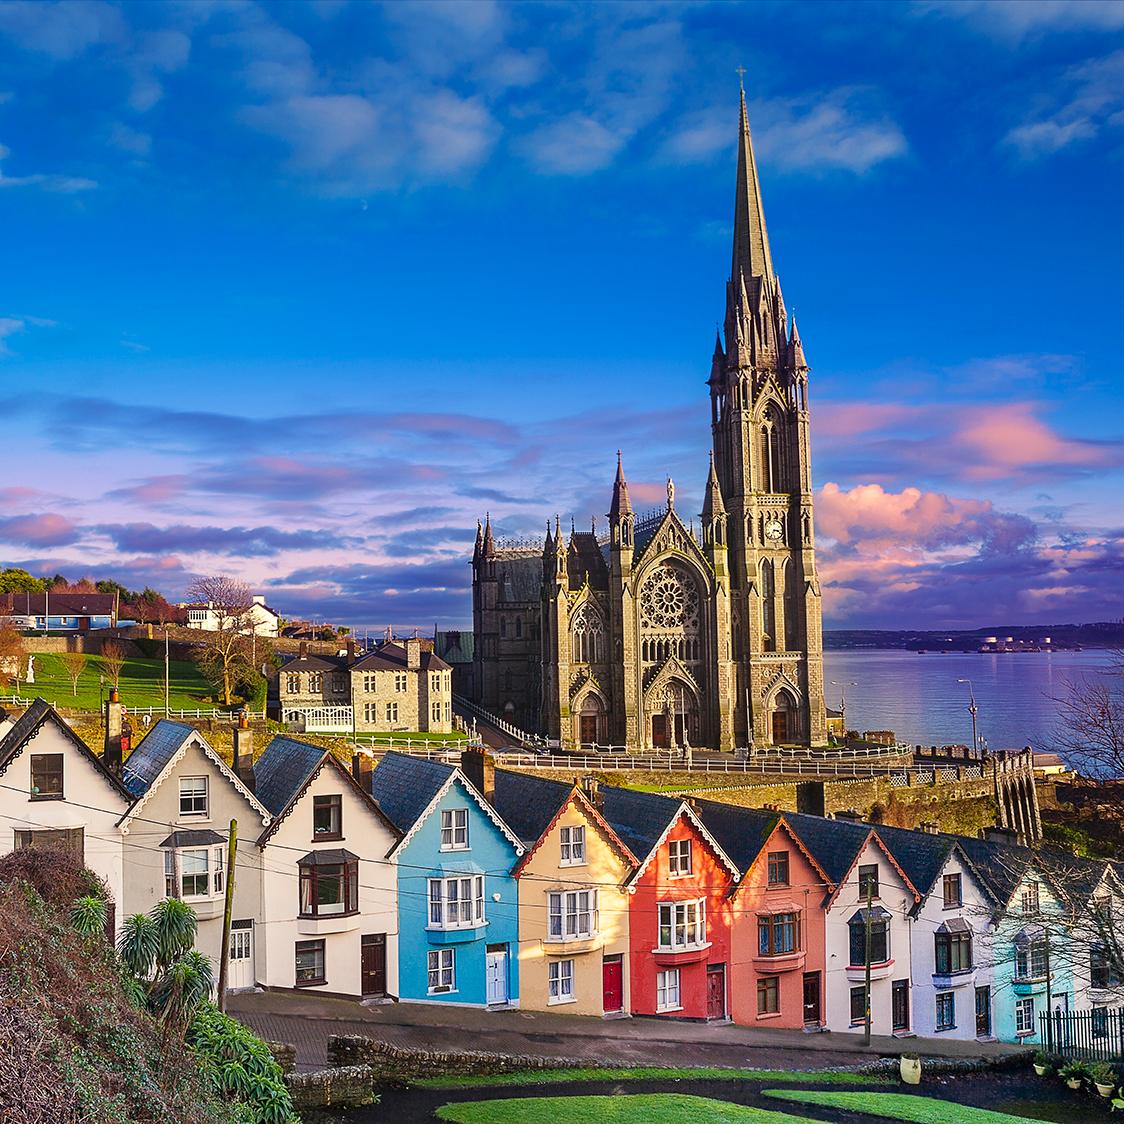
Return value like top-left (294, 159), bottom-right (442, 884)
top-left (471, 90), bottom-right (827, 751)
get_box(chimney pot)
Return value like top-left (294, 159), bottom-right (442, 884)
top-left (233, 713), bottom-right (255, 792)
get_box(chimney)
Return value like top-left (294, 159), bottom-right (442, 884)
top-left (346, 639), bottom-right (357, 665)
top-left (299, 640), bottom-right (308, 658)
top-left (918, 821), bottom-right (939, 835)
top-left (581, 774), bottom-right (603, 811)
top-left (982, 826), bottom-right (1019, 845)
top-left (461, 747), bottom-right (495, 803)
top-left (103, 688), bottom-right (124, 775)
top-left (233, 710), bottom-right (256, 793)
top-left (833, 810), bottom-right (864, 823)
top-left (406, 637), bottom-right (421, 669)
top-left (351, 750), bottom-right (374, 793)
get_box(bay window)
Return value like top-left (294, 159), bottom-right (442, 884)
top-left (548, 889), bottom-right (597, 941)
top-left (1014, 933), bottom-right (1049, 981)
top-left (428, 875), bottom-right (485, 929)
top-left (934, 924), bottom-right (973, 974)
top-left (657, 899), bottom-right (706, 950)
top-left (164, 845), bottom-right (224, 899)
top-left (757, 911), bottom-right (799, 956)
top-left (848, 907), bottom-right (890, 966)
top-left (298, 850), bottom-right (359, 917)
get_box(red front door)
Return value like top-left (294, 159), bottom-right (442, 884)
top-left (602, 955), bottom-right (623, 1012)
top-left (707, 964), bottom-right (726, 1020)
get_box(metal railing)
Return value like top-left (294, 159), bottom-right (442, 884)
top-left (1040, 1008), bottom-right (1124, 1061)
top-left (0, 696), bottom-right (235, 721)
top-left (453, 694), bottom-right (536, 746)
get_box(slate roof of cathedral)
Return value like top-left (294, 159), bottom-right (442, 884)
top-left (369, 751), bottom-right (456, 834)
top-left (568, 531), bottom-right (608, 590)
top-left (693, 800), bottom-right (781, 873)
top-left (121, 720), bottom-right (196, 796)
top-left (494, 554), bottom-right (542, 603)
top-left (599, 785), bottom-right (683, 862)
top-left (490, 769), bottom-right (574, 848)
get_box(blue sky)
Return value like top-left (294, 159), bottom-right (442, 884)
top-left (1, 0), bottom-right (1122, 631)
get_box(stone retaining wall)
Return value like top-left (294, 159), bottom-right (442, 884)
top-left (287, 1064), bottom-right (379, 1111)
top-left (327, 1035), bottom-right (587, 1079)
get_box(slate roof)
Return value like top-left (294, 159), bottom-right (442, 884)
top-left (870, 823), bottom-right (957, 899)
top-left (253, 736), bottom-right (330, 817)
top-left (782, 811), bottom-right (874, 887)
top-left (160, 828), bottom-right (224, 848)
top-left (491, 769), bottom-right (573, 847)
top-left (121, 720), bottom-right (196, 797)
top-left (599, 786), bottom-right (683, 863)
top-left (567, 532), bottom-right (609, 591)
top-left (0, 592), bottom-right (115, 616)
top-left (434, 630), bottom-right (474, 665)
top-left (953, 835), bottom-right (1037, 907)
top-left (0, 698), bottom-right (131, 801)
top-left (369, 751), bottom-right (456, 834)
top-left (493, 553), bottom-right (542, 603)
top-left (693, 800), bottom-right (781, 873)
top-left (280, 653), bottom-right (346, 673)
top-left (352, 641), bottom-right (450, 674)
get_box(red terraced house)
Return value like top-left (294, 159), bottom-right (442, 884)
top-left (601, 787), bottom-right (740, 1021)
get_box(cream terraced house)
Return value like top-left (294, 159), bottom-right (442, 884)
top-left (278, 637), bottom-right (453, 735)
top-left (118, 719), bottom-right (271, 988)
top-left (0, 699), bottom-right (130, 924)
top-left (253, 735), bottom-right (401, 998)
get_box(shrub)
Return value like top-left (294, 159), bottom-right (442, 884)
top-left (188, 1003), bottom-right (298, 1124)
top-left (1091, 1063), bottom-right (1117, 1086)
top-left (0, 846), bottom-right (108, 912)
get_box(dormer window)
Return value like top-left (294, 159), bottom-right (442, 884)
top-left (313, 794), bottom-right (342, 840)
top-left (30, 753), bottom-right (63, 800)
top-left (179, 777), bottom-right (208, 818)
top-left (440, 808), bottom-right (469, 851)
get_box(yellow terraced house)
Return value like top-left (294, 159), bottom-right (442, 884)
top-left (490, 764), bottom-right (637, 1016)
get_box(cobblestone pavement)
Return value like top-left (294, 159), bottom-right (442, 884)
top-left (227, 990), bottom-right (1024, 1073)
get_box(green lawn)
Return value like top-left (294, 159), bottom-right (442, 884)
top-left (7, 652), bottom-right (217, 711)
top-left (763, 1090), bottom-right (1047, 1123)
top-left (418, 1066), bottom-right (888, 1090)
top-left (437, 1094), bottom-right (808, 1123)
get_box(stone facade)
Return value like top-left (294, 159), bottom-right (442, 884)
top-left (277, 638), bottom-right (453, 734)
top-left (471, 91), bottom-right (826, 750)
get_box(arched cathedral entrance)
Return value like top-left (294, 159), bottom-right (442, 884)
top-left (770, 688), bottom-right (799, 745)
top-left (646, 680), bottom-right (699, 750)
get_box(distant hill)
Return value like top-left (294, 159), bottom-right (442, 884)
top-left (825, 622), bottom-right (1124, 651)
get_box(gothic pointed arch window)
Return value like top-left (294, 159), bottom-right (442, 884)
top-left (759, 405), bottom-right (786, 492)
top-left (760, 558), bottom-right (776, 652)
top-left (782, 557), bottom-right (798, 652)
top-left (570, 602), bottom-right (605, 664)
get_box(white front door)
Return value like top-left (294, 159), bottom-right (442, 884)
top-left (486, 945), bottom-right (508, 1006)
top-left (228, 921), bottom-right (254, 991)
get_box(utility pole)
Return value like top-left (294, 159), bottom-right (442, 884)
top-left (217, 818), bottom-right (238, 1011)
top-left (164, 628), bottom-right (170, 718)
top-left (862, 875), bottom-right (873, 1047)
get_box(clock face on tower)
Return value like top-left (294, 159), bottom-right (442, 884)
top-left (765, 518), bottom-right (784, 542)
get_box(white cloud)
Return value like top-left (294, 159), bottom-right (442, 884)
top-left (519, 113), bottom-right (625, 175)
top-left (918, 0), bottom-right (1124, 41)
top-left (108, 122), bottom-right (152, 156)
top-left (0, 315), bottom-right (56, 355)
top-left (663, 89), bottom-right (908, 175)
top-left (0, 0), bottom-right (124, 60)
top-left (1004, 49), bottom-right (1124, 159)
top-left (0, 143), bottom-right (96, 191)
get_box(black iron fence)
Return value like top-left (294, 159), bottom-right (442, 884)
top-left (1040, 1008), bottom-right (1124, 1061)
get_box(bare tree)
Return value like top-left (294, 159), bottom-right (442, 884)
top-left (0, 626), bottom-right (25, 691)
top-left (185, 575), bottom-right (254, 707)
top-left (1051, 651), bottom-right (1124, 781)
top-left (60, 650), bottom-right (87, 697)
top-left (100, 641), bottom-right (125, 690)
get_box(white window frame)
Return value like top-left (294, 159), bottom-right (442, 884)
top-left (1015, 996), bottom-right (1035, 1036)
top-left (178, 776), bottom-right (209, 818)
top-left (432, 701), bottom-right (441, 723)
top-left (1021, 882), bottom-right (1040, 915)
top-left (440, 808), bottom-right (469, 851)
top-left (164, 845), bottom-right (224, 900)
top-left (547, 889), bottom-right (598, 941)
top-left (427, 948), bottom-right (455, 993)
top-left (548, 958), bottom-right (575, 1004)
top-left (395, 673), bottom-right (408, 693)
top-left (560, 825), bottom-right (586, 866)
top-left (656, 968), bottom-right (681, 1012)
top-left (385, 701), bottom-right (399, 722)
top-left (657, 899), bottom-right (706, 951)
top-left (427, 875), bottom-right (485, 930)
top-left (668, 838), bottom-right (692, 877)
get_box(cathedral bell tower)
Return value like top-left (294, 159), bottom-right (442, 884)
top-left (710, 87), bottom-right (826, 747)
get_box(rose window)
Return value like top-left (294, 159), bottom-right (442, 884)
top-left (639, 565), bottom-right (700, 631)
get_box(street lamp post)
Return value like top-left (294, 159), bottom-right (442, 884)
top-left (830, 679), bottom-right (857, 741)
top-left (957, 678), bottom-right (979, 752)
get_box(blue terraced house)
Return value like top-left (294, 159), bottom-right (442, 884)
top-left (369, 749), bottom-right (523, 1008)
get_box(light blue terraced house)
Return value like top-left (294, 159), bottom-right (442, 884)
top-left (369, 750), bottom-right (523, 1007)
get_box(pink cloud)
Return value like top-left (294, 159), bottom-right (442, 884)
top-left (816, 401), bottom-right (920, 440)
top-left (0, 512), bottom-right (79, 546)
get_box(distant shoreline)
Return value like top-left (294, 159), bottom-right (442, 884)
top-left (824, 624), bottom-right (1123, 652)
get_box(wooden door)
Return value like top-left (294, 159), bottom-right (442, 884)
top-left (486, 945), bottom-right (508, 1006)
top-left (706, 965), bottom-right (726, 1021)
top-left (651, 714), bottom-right (668, 749)
top-left (772, 710), bottom-right (789, 744)
top-left (361, 933), bottom-right (387, 998)
top-left (892, 978), bottom-right (910, 1031)
top-left (602, 955), bottom-right (623, 1013)
top-left (975, 986), bottom-right (991, 1037)
top-left (802, 971), bottom-right (821, 1025)
top-left (580, 714), bottom-right (598, 744)
top-left (229, 921), bottom-right (254, 991)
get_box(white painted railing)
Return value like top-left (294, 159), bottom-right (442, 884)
top-left (453, 694), bottom-right (536, 745)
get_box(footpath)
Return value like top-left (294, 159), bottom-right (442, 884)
top-left (227, 990), bottom-right (1024, 1074)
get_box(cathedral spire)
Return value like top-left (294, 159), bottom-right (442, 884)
top-left (731, 87), bottom-right (774, 288)
top-left (473, 519), bottom-right (483, 563)
top-left (482, 512), bottom-right (495, 559)
top-left (608, 450), bottom-right (632, 520)
top-left (789, 312), bottom-right (808, 372)
top-left (701, 451), bottom-right (726, 521)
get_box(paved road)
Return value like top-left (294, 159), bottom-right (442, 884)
top-left (227, 990), bottom-right (1023, 1074)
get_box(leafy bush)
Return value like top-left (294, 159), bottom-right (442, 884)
top-left (188, 1003), bottom-right (298, 1124)
top-left (0, 845), bottom-right (107, 911)
top-left (1090, 1062), bottom-right (1117, 1086)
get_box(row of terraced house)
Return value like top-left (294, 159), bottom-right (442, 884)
top-left (1, 696), bottom-right (1121, 1045)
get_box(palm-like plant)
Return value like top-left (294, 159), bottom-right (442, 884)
top-left (70, 895), bottom-right (107, 938)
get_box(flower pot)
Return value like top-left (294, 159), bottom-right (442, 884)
top-left (1034, 1065), bottom-right (1047, 1076)
top-left (900, 1055), bottom-right (922, 1085)
top-left (1066, 1078), bottom-right (1082, 1090)
top-left (1096, 1082), bottom-right (1115, 1098)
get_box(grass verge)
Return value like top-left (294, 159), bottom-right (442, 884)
top-left (763, 1089), bottom-right (1046, 1123)
top-left (416, 1066), bottom-right (888, 1090)
top-left (436, 1093), bottom-right (810, 1123)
